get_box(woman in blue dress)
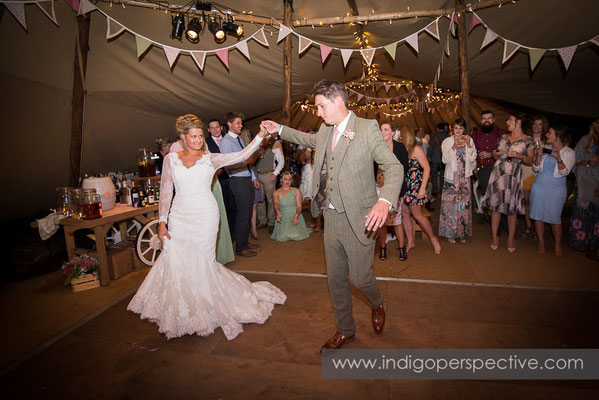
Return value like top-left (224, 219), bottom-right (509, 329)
top-left (530, 124), bottom-right (575, 256)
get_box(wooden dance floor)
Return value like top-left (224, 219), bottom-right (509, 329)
top-left (1, 272), bottom-right (598, 399)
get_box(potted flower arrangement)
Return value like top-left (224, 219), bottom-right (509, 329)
top-left (62, 254), bottom-right (100, 291)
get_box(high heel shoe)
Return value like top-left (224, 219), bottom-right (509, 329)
top-left (490, 238), bottom-right (498, 250)
top-left (507, 240), bottom-right (516, 253)
top-left (379, 246), bottom-right (387, 261)
top-left (399, 246), bottom-right (407, 261)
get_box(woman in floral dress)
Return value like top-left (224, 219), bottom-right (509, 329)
top-left (482, 113), bottom-right (535, 252)
top-left (569, 118), bottom-right (599, 257)
top-left (400, 125), bottom-right (442, 254)
top-left (438, 119), bottom-right (477, 243)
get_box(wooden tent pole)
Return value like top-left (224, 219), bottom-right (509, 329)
top-left (282, 0), bottom-right (292, 125)
top-left (69, 15), bottom-right (90, 186)
top-left (455, 0), bottom-right (471, 130)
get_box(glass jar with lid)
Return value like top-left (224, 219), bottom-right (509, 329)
top-left (137, 148), bottom-right (156, 177)
top-left (80, 190), bottom-right (102, 220)
top-left (69, 188), bottom-right (83, 219)
top-left (56, 187), bottom-right (73, 216)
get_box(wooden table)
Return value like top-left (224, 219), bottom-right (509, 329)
top-left (60, 204), bottom-right (158, 286)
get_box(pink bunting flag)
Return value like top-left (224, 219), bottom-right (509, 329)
top-left (163, 46), bottom-right (180, 68)
top-left (5, 2), bottom-right (27, 31)
top-left (469, 13), bottom-right (482, 34)
top-left (78, 0), bottom-right (98, 16)
top-left (405, 33), bottom-right (419, 53)
top-left (320, 45), bottom-right (332, 64)
top-left (36, 1), bottom-right (59, 26)
top-left (277, 25), bottom-right (293, 43)
top-left (235, 40), bottom-right (250, 61)
top-left (557, 45), bottom-right (577, 71)
top-left (64, 0), bottom-right (80, 13)
top-left (215, 48), bottom-right (229, 69)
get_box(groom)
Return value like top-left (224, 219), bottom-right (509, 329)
top-left (263, 80), bottom-right (403, 351)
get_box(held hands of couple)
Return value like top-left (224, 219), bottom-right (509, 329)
top-left (261, 120), bottom-right (281, 136)
top-left (365, 200), bottom-right (390, 231)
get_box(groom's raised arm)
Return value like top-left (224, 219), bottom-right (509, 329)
top-left (263, 120), bottom-right (318, 149)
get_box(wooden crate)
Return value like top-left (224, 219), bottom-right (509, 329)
top-left (108, 247), bottom-right (133, 280)
top-left (71, 272), bottom-right (100, 292)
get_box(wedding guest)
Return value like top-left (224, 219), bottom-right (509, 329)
top-left (530, 123), bottom-right (575, 256)
top-left (400, 125), bottom-right (442, 254)
top-left (472, 110), bottom-right (508, 193)
top-left (569, 118), bottom-right (599, 257)
top-left (482, 112), bottom-right (535, 252)
top-left (428, 123), bottom-right (450, 200)
top-left (271, 172), bottom-right (312, 241)
top-left (377, 122), bottom-right (409, 261)
top-left (438, 119), bottom-right (477, 243)
top-left (521, 115), bottom-right (549, 237)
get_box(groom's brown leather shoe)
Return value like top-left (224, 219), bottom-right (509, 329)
top-left (372, 304), bottom-right (385, 334)
top-left (237, 249), bottom-right (257, 257)
top-left (247, 243), bottom-right (260, 249)
top-left (320, 331), bottom-right (355, 353)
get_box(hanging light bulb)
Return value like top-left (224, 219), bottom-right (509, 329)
top-left (208, 16), bottom-right (226, 43)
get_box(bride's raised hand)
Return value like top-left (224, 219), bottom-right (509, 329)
top-left (158, 222), bottom-right (171, 242)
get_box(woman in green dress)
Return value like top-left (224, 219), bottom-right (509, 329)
top-left (271, 172), bottom-right (312, 241)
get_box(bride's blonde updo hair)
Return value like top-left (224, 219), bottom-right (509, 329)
top-left (176, 114), bottom-right (204, 136)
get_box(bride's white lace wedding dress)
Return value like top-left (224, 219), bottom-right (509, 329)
top-left (128, 135), bottom-right (286, 340)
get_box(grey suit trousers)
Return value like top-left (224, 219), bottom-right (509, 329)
top-left (323, 207), bottom-right (383, 337)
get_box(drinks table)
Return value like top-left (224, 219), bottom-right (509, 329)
top-left (60, 204), bottom-right (158, 286)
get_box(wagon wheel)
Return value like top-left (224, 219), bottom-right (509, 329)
top-left (135, 219), bottom-right (162, 266)
top-left (106, 220), bottom-right (142, 244)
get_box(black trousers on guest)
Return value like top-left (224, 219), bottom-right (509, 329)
top-left (228, 177), bottom-right (254, 252)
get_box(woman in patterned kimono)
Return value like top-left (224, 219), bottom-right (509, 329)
top-left (482, 113), bottom-right (536, 252)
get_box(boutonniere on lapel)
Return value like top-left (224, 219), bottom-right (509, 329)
top-left (341, 128), bottom-right (357, 141)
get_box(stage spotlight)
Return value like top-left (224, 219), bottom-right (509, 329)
top-left (186, 17), bottom-right (203, 43)
top-left (208, 17), bottom-right (226, 43)
top-left (223, 21), bottom-right (243, 38)
top-left (171, 14), bottom-right (185, 40)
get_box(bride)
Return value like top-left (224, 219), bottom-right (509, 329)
top-left (128, 114), bottom-right (286, 340)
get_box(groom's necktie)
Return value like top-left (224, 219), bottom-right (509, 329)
top-left (331, 127), bottom-right (340, 151)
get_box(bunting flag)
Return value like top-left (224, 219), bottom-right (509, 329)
top-left (424, 20), bottom-right (440, 41)
top-left (384, 84), bottom-right (391, 93)
top-left (190, 51), bottom-right (207, 71)
top-left (558, 45), bottom-right (577, 71)
top-left (135, 35), bottom-right (152, 58)
top-left (357, 94), bottom-right (364, 103)
top-left (445, 38), bottom-right (450, 57)
top-left (163, 46), bottom-right (180, 68)
top-left (469, 13), bottom-right (482, 34)
top-left (215, 48), bottom-right (229, 69)
top-left (5, 2), bottom-right (27, 31)
top-left (64, 0), bottom-right (80, 13)
top-left (450, 13), bottom-right (457, 37)
top-left (78, 0), bottom-right (97, 16)
top-left (252, 28), bottom-right (269, 47)
top-left (299, 36), bottom-right (312, 54)
top-left (481, 28), bottom-right (498, 50)
top-left (235, 40), bottom-right (251, 61)
top-left (36, 1), bottom-right (58, 26)
top-left (592, 35), bottom-right (599, 47)
top-left (106, 18), bottom-right (126, 40)
top-left (405, 33), bottom-right (419, 53)
top-left (340, 49), bottom-right (353, 67)
top-left (384, 43), bottom-right (397, 60)
top-left (320, 45), bottom-right (332, 63)
top-left (502, 40), bottom-right (520, 64)
top-left (528, 48), bottom-right (545, 71)
top-left (385, 98), bottom-right (391, 105)
top-left (360, 48), bottom-right (376, 65)
top-left (277, 24), bottom-right (292, 43)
